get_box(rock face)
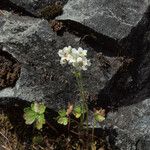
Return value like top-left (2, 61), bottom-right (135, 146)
top-left (93, 6), bottom-right (150, 150)
top-left (0, 13), bottom-right (123, 110)
top-left (7, 0), bottom-right (68, 18)
top-left (136, 135), bottom-right (150, 150)
top-left (105, 99), bottom-right (150, 150)
top-left (57, 0), bottom-right (150, 39)
top-left (0, 1), bottom-right (150, 149)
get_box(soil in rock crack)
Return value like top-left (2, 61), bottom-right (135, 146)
top-left (0, 51), bottom-right (21, 90)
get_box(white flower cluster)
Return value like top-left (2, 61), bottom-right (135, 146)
top-left (58, 46), bottom-right (91, 71)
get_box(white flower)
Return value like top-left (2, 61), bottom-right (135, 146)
top-left (60, 57), bottom-right (67, 65)
top-left (58, 46), bottom-right (72, 65)
top-left (75, 57), bottom-right (91, 70)
top-left (72, 57), bottom-right (83, 69)
top-left (58, 46), bottom-right (91, 71)
top-left (58, 46), bottom-right (72, 57)
top-left (77, 47), bottom-right (87, 57)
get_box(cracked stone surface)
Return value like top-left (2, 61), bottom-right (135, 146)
top-left (88, 6), bottom-right (150, 149)
top-left (57, 0), bottom-right (150, 39)
top-left (0, 1), bottom-right (150, 149)
top-left (0, 13), bottom-right (123, 110)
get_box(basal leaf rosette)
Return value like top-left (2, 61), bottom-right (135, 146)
top-left (57, 109), bottom-right (69, 125)
top-left (23, 102), bottom-right (46, 130)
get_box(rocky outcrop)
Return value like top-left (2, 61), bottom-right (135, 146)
top-left (0, 1), bottom-right (150, 149)
top-left (105, 99), bottom-right (150, 150)
top-left (0, 13), bottom-right (124, 110)
top-left (57, 0), bottom-right (150, 40)
top-left (93, 6), bottom-right (150, 150)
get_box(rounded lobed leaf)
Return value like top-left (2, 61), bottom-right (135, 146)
top-left (94, 113), bottom-right (105, 122)
top-left (23, 108), bottom-right (37, 125)
top-left (31, 102), bottom-right (46, 114)
top-left (58, 109), bottom-right (67, 117)
top-left (36, 114), bottom-right (46, 130)
top-left (57, 117), bottom-right (68, 125)
top-left (73, 105), bottom-right (82, 118)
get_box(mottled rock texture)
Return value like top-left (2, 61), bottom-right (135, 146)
top-left (106, 99), bottom-right (150, 150)
top-left (0, 14), bottom-right (123, 110)
top-left (0, 0), bottom-right (150, 149)
top-left (136, 135), bottom-right (150, 150)
top-left (57, 0), bottom-right (150, 39)
top-left (94, 6), bottom-right (150, 150)
top-left (8, 0), bottom-right (68, 18)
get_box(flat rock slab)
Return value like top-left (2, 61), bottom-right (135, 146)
top-left (57, 0), bottom-right (150, 39)
top-left (0, 13), bottom-right (124, 110)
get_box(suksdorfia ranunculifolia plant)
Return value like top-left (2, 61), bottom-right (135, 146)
top-left (23, 46), bottom-right (105, 142)
top-left (57, 46), bottom-right (105, 133)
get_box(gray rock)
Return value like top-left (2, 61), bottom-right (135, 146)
top-left (8, 0), bottom-right (68, 18)
top-left (106, 99), bottom-right (150, 150)
top-left (1, 2), bottom-right (150, 149)
top-left (57, 0), bottom-right (150, 39)
top-left (136, 135), bottom-right (150, 150)
top-left (89, 7), bottom-right (150, 149)
top-left (88, 99), bottom-right (150, 150)
top-left (0, 13), bottom-right (123, 110)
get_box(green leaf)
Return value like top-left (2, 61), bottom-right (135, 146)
top-left (58, 109), bottom-right (66, 117)
top-left (36, 114), bottom-right (45, 130)
top-left (73, 105), bottom-right (85, 118)
top-left (31, 102), bottom-right (46, 114)
top-left (73, 71), bottom-right (81, 78)
top-left (73, 112), bottom-right (81, 118)
top-left (57, 117), bottom-right (68, 125)
top-left (74, 105), bottom-right (82, 113)
top-left (32, 135), bottom-right (43, 144)
top-left (23, 108), bottom-right (37, 125)
top-left (94, 113), bottom-right (105, 122)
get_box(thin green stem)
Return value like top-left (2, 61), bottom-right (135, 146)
top-left (74, 71), bottom-right (89, 133)
top-left (92, 117), bottom-right (96, 142)
top-left (75, 73), bottom-right (84, 129)
top-left (79, 73), bottom-right (89, 133)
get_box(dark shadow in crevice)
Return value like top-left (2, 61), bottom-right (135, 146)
top-left (0, 46), bottom-right (21, 90)
top-left (0, 98), bottom-right (59, 149)
top-left (0, 97), bottom-right (120, 150)
top-left (0, 98), bottom-right (33, 145)
top-left (92, 127), bottom-right (119, 150)
top-left (57, 19), bottom-right (127, 57)
top-left (96, 5), bottom-right (150, 111)
top-left (0, 46), bottom-right (18, 64)
top-left (0, 0), bottom-right (37, 17)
